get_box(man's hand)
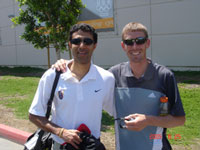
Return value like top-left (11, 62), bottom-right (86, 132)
top-left (124, 113), bottom-right (185, 130)
top-left (29, 114), bottom-right (82, 148)
top-left (51, 59), bottom-right (68, 72)
top-left (61, 129), bottom-right (82, 149)
top-left (124, 113), bottom-right (148, 131)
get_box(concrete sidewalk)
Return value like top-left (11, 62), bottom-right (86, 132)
top-left (0, 136), bottom-right (24, 150)
top-left (0, 124), bottom-right (31, 150)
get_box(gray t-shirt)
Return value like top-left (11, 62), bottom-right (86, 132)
top-left (109, 60), bottom-right (185, 150)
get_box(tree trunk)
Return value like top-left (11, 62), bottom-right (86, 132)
top-left (55, 47), bottom-right (61, 60)
top-left (66, 45), bottom-right (72, 59)
top-left (68, 49), bottom-right (72, 59)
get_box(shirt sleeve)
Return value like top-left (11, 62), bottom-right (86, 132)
top-left (29, 69), bottom-right (56, 117)
top-left (165, 72), bottom-right (185, 116)
top-left (102, 74), bottom-right (115, 116)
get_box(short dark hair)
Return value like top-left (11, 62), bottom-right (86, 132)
top-left (69, 23), bottom-right (98, 44)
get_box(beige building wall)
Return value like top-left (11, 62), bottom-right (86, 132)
top-left (0, 0), bottom-right (200, 70)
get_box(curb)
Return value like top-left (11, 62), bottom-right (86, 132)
top-left (0, 124), bottom-right (32, 145)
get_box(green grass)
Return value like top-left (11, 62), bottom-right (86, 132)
top-left (167, 85), bottom-right (200, 145)
top-left (0, 67), bottom-right (200, 146)
top-left (0, 66), bottom-right (45, 118)
top-left (0, 76), bottom-right (40, 119)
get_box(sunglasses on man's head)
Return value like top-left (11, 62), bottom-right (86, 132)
top-left (123, 37), bottom-right (147, 46)
top-left (70, 38), bottom-right (94, 45)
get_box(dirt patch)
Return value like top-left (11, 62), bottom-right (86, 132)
top-left (1, 76), bottom-right (24, 80)
top-left (0, 95), bottom-right (28, 101)
top-left (173, 140), bottom-right (200, 150)
top-left (179, 84), bottom-right (200, 89)
top-left (0, 105), bottom-right (37, 133)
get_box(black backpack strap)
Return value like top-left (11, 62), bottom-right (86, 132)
top-left (46, 70), bottom-right (62, 118)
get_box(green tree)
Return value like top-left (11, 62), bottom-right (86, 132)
top-left (12, 0), bottom-right (84, 60)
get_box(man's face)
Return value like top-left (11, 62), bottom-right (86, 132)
top-left (69, 30), bottom-right (97, 64)
top-left (121, 31), bottom-right (150, 63)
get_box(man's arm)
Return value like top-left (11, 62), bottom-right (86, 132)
top-left (124, 113), bottom-right (185, 131)
top-left (29, 113), bottom-right (82, 149)
top-left (146, 114), bottom-right (185, 128)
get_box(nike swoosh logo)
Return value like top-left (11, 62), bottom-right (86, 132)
top-left (95, 89), bottom-right (101, 93)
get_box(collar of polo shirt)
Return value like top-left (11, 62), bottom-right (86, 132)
top-left (60, 59), bottom-right (97, 82)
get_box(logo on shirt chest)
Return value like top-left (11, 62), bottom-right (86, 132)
top-left (58, 90), bottom-right (64, 100)
top-left (148, 92), bottom-right (156, 98)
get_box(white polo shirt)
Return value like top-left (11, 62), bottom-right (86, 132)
top-left (29, 62), bottom-right (115, 144)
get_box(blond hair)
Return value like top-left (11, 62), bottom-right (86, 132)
top-left (122, 22), bottom-right (148, 40)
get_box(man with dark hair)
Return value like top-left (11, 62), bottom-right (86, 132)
top-left (29, 23), bottom-right (115, 150)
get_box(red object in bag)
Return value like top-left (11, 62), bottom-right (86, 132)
top-left (62, 124), bottom-right (91, 146)
top-left (77, 124), bottom-right (91, 134)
